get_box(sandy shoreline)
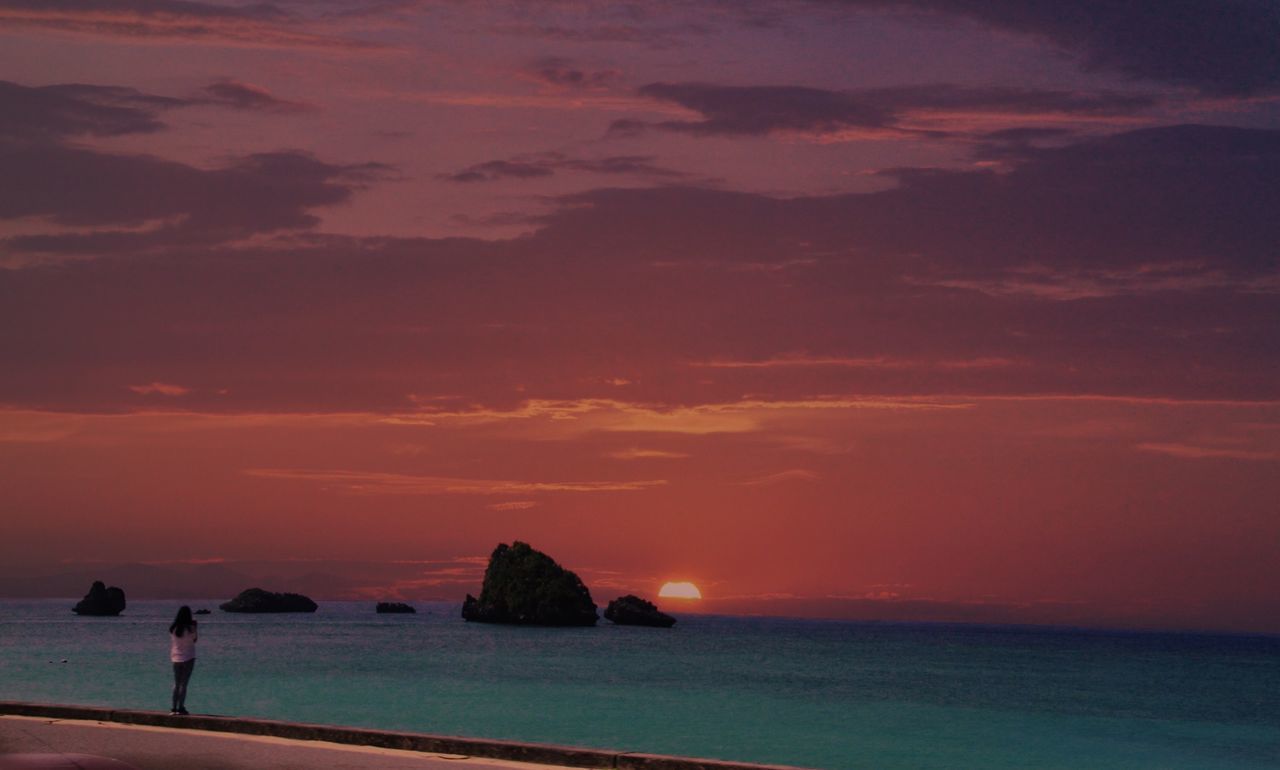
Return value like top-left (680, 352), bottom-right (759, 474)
top-left (0, 702), bottom-right (809, 770)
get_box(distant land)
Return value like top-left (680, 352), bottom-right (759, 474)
top-left (0, 562), bottom-right (407, 603)
top-left (1, 561), bottom-right (1275, 636)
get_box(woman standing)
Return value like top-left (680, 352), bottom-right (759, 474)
top-left (168, 606), bottom-right (198, 715)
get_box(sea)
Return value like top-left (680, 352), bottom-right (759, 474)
top-left (1, 600), bottom-right (1277, 769)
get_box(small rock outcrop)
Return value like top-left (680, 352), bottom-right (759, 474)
top-left (376, 602), bottom-right (415, 614)
top-left (72, 581), bottom-right (126, 616)
top-left (461, 541), bottom-right (598, 626)
top-left (194, 609), bottom-right (211, 615)
top-left (604, 595), bottom-right (676, 628)
top-left (220, 588), bottom-right (317, 613)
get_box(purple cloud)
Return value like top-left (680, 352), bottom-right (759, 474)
top-left (199, 79), bottom-right (314, 113)
top-left (0, 79), bottom-right (381, 255)
top-left (0, 80), bottom-right (183, 142)
top-left (441, 152), bottom-right (688, 183)
top-left (0, 145), bottom-right (389, 254)
top-left (618, 81), bottom-right (1157, 137)
top-left (527, 57), bottom-right (622, 89)
top-left (442, 160), bottom-right (556, 184)
top-left (0, 79), bottom-right (315, 146)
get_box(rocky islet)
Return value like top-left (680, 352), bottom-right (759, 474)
top-left (604, 594), bottom-right (676, 627)
top-left (72, 581), bottom-right (126, 616)
top-left (376, 602), bottom-right (415, 614)
top-left (220, 588), bottom-right (317, 613)
top-left (461, 542), bottom-right (599, 626)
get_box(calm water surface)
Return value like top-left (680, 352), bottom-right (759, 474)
top-left (1, 600), bottom-right (1277, 769)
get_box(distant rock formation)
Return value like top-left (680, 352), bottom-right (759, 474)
top-left (219, 588), bottom-right (317, 613)
top-left (604, 595), bottom-right (676, 628)
top-left (461, 541), bottom-right (598, 626)
top-left (194, 609), bottom-right (211, 615)
top-left (376, 601), bottom-right (415, 614)
top-left (72, 581), bottom-right (126, 616)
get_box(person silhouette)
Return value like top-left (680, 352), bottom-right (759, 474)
top-left (168, 606), bottom-right (198, 715)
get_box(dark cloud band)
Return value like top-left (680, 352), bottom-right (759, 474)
top-left (826, 0), bottom-right (1280, 96)
top-left (2, 124), bottom-right (1276, 411)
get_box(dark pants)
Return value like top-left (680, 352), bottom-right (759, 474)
top-left (171, 659), bottom-right (195, 712)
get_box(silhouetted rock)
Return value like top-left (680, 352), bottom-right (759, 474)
top-left (376, 601), bottom-right (415, 614)
top-left (604, 595), bottom-right (676, 628)
top-left (219, 588), bottom-right (317, 613)
top-left (72, 581), bottom-right (126, 616)
top-left (193, 609), bottom-right (211, 615)
top-left (461, 541), bottom-right (597, 626)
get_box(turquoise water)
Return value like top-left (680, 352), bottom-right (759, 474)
top-left (1, 600), bottom-right (1277, 769)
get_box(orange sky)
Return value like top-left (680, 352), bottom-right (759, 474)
top-left (4, 394), bottom-right (1278, 632)
top-left (2, 0), bottom-right (1279, 634)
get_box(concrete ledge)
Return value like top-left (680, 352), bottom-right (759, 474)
top-left (0, 703), bottom-right (109, 723)
top-left (0, 702), bottom-right (808, 770)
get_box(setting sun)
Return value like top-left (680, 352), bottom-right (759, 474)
top-left (658, 582), bottom-right (703, 600)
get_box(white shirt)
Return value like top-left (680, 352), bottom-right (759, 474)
top-left (170, 626), bottom-right (198, 662)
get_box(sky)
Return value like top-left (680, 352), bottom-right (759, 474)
top-left (1, 0), bottom-right (1278, 634)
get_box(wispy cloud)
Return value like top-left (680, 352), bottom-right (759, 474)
top-left (0, 410), bottom-right (86, 443)
top-left (440, 151), bottom-right (688, 183)
top-left (607, 447), bottom-right (690, 460)
top-left (924, 262), bottom-right (1280, 301)
top-left (616, 81), bottom-right (1157, 139)
top-left (968, 395), bottom-right (1280, 409)
top-left (739, 469), bottom-right (820, 485)
top-left (128, 382), bottom-right (191, 396)
top-left (1136, 442), bottom-right (1280, 461)
top-left (198, 79), bottom-right (314, 113)
top-left (399, 396), bottom-right (971, 435)
top-left (693, 355), bottom-right (1016, 370)
top-left (492, 20), bottom-right (710, 48)
top-left (524, 57), bottom-right (622, 90)
top-left (244, 468), bottom-right (668, 495)
top-left (0, 0), bottom-right (386, 51)
top-left (488, 500), bottom-right (539, 510)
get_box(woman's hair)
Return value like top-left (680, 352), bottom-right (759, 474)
top-left (170, 605), bottom-right (196, 637)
